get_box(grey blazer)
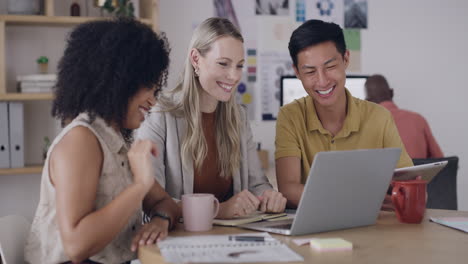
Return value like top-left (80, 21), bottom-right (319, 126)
top-left (136, 106), bottom-right (272, 200)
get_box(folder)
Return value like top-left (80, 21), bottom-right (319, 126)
top-left (8, 102), bottom-right (24, 168)
top-left (0, 102), bottom-right (10, 168)
top-left (213, 212), bottom-right (287, 226)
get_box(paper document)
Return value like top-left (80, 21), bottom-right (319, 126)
top-left (213, 212), bottom-right (288, 226)
top-left (430, 217), bottom-right (468, 233)
top-left (158, 232), bottom-right (303, 263)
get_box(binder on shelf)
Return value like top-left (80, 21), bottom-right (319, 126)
top-left (8, 102), bottom-right (25, 168)
top-left (0, 102), bottom-right (11, 168)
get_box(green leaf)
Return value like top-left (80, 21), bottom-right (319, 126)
top-left (36, 56), bottom-right (48, 64)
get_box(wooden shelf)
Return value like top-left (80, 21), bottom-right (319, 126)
top-left (0, 15), bottom-right (152, 27)
top-left (0, 165), bottom-right (43, 175)
top-left (0, 93), bottom-right (54, 101)
top-left (0, 1), bottom-right (157, 179)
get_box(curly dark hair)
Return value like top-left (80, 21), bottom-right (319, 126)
top-left (52, 18), bottom-right (170, 142)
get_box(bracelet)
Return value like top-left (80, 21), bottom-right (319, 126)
top-left (150, 211), bottom-right (172, 229)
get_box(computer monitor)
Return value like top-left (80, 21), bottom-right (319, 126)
top-left (345, 75), bottom-right (368, 100)
top-left (280, 75), bottom-right (369, 106)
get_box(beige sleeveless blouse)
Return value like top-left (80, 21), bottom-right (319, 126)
top-left (25, 113), bottom-right (142, 264)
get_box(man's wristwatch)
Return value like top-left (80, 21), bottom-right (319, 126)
top-left (151, 211), bottom-right (172, 229)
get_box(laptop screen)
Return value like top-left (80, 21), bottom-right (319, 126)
top-left (280, 75), bottom-right (369, 106)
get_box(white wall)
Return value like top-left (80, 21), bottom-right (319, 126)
top-left (361, 0), bottom-right (468, 210)
top-left (159, 0), bottom-right (468, 210)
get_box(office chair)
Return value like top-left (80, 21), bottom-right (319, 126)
top-left (412, 156), bottom-right (459, 210)
top-left (0, 215), bottom-right (31, 264)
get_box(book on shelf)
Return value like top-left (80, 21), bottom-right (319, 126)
top-left (20, 81), bottom-right (55, 87)
top-left (16, 74), bottom-right (57, 82)
top-left (19, 87), bottom-right (53, 93)
top-left (16, 77), bottom-right (55, 93)
top-left (19, 82), bottom-right (54, 93)
top-left (213, 212), bottom-right (288, 226)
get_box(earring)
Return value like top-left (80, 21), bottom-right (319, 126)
top-left (194, 67), bottom-right (200, 77)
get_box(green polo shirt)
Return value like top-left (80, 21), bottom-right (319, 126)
top-left (275, 89), bottom-right (413, 184)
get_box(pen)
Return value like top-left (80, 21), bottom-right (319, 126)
top-left (228, 235), bottom-right (273, 242)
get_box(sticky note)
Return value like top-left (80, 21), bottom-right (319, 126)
top-left (247, 57), bottom-right (257, 65)
top-left (343, 29), bottom-right (361, 51)
top-left (309, 238), bottom-right (353, 252)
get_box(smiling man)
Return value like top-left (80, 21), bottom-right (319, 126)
top-left (275, 19), bottom-right (413, 209)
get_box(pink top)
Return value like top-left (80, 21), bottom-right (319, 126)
top-left (380, 101), bottom-right (443, 159)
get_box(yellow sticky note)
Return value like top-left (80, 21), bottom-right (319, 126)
top-left (242, 93), bottom-right (252, 104)
top-left (247, 57), bottom-right (256, 65)
top-left (310, 238), bottom-right (353, 252)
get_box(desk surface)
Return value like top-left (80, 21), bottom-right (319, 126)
top-left (138, 209), bottom-right (468, 264)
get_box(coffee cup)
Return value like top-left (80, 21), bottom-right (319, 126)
top-left (182, 193), bottom-right (219, 232)
top-left (391, 179), bottom-right (427, 223)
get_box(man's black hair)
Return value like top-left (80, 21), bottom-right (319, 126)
top-left (288, 19), bottom-right (346, 67)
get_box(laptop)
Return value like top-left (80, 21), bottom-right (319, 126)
top-left (240, 148), bottom-right (401, 236)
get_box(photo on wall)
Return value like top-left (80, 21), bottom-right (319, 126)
top-left (344, 0), bottom-right (367, 29)
top-left (214, 0), bottom-right (240, 29)
top-left (307, 0), bottom-right (344, 27)
top-left (256, 0), bottom-right (289, 16)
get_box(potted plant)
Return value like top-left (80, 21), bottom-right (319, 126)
top-left (102, 0), bottom-right (135, 17)
top-left (37, 56), bottom-right (49, 74)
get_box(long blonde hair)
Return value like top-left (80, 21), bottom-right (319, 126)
top-left (159, 17), bottom-right (243, 178)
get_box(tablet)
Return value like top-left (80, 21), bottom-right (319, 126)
top-left (393, 161), bottom-right (448, 182)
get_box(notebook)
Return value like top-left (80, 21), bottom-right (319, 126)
top-left (157, 232), bottom-right (303, 263)
top-left (430, 217), bottom-right (468, 233)
top-left (213, 212), bottom-right (288, 226)
top-left (240, 148), bottom-right (401, 236)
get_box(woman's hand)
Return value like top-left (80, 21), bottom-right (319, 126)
top-left (128, 139), bottom-right (158, 193)
top-left (130, 217), bottom-right (169, 252)
top-left (258, 189), bottom-right (287, 213)
top-left (217, 190), bottom-right (260, 219)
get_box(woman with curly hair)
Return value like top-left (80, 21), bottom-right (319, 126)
top-left (24, 18), bottom-right (180, 264)
top-left (136, 17), bottom-right (286, 219)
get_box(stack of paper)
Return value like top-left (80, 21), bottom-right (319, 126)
top-left (158, 232), bottom-right (303, 263)
top-left (17, 74), bottom-right (56, 93)
top-left (430, 217), bottom-right (468, 233)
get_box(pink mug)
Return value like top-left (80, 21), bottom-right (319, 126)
top-left (182, 193), bottom-right (219, 232)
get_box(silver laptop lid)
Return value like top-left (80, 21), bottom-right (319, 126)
top-left (290, 148), bottom-right (401, 236)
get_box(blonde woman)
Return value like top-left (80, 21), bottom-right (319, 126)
top-left (137, 17), bottom-right (286, 219)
